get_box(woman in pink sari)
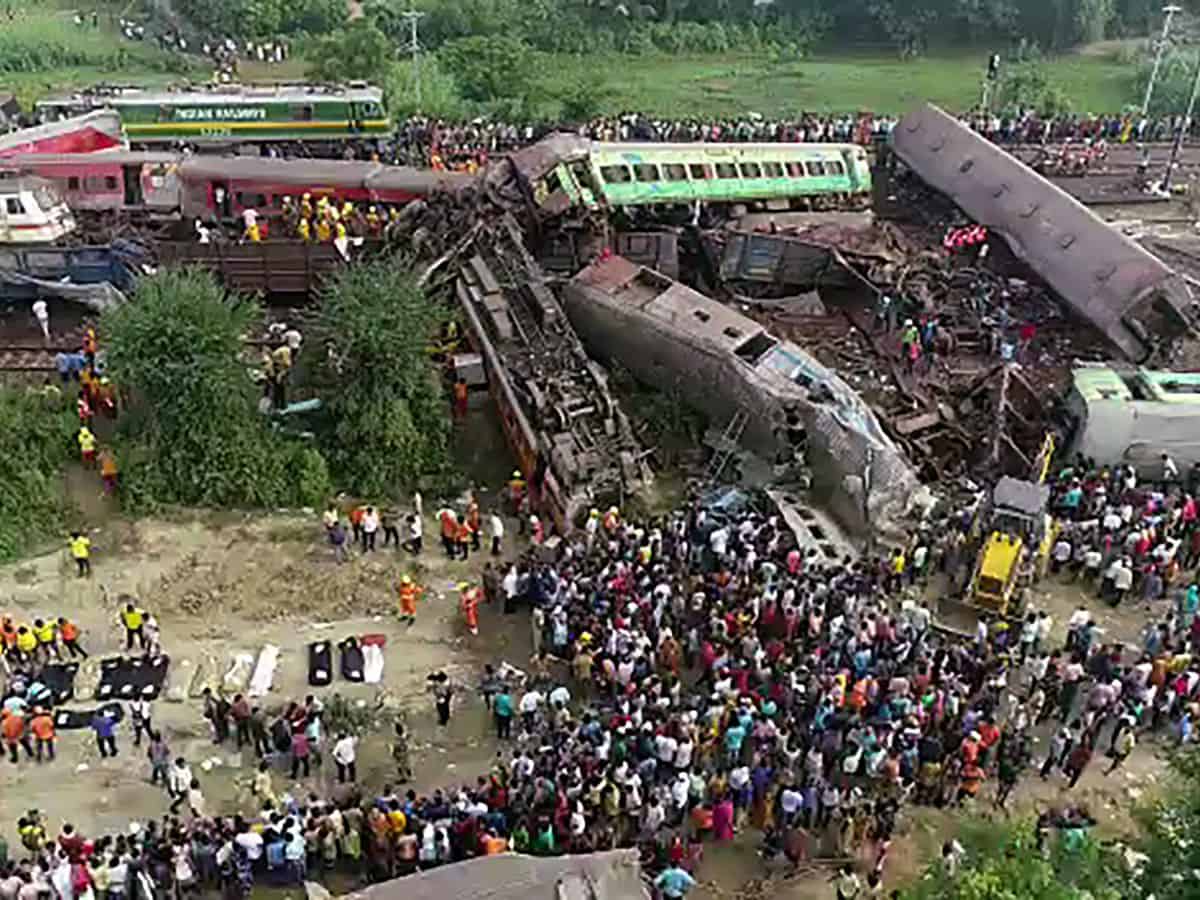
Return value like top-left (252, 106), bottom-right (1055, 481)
top-left (712, 793), bottom-right (735, 842)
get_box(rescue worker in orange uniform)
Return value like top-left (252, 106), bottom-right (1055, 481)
top-left (29, 707), bottom-right (55, 762)
top-left (398, 574), bottom-right (422, 626)
top-left (460, 583), bottom-right (482, 636)
top-left (455, 514), bottom-right (474, 562)
top-left (452, 377), bottom-right (469, 420)
top-left (603, 506), bottom-right (620, 533)
top-left (2, 708), bottom-right (33, 762)
top-left (439, 507), bottom-right (459, 558)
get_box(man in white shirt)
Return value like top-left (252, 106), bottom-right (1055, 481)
top-left (519, 688), bottom-right (543, 731)
top-left (31, 300), bottom-right (49, 343)
top-left (234, 828), bottom-right (263, 861)
top-left (332, 732), bottom-right (358, 783)
top-left (490, 513), bottom-right (504, 555)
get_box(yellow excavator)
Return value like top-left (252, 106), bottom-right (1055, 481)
top-left (968, 434), bottom-right (1058, 617)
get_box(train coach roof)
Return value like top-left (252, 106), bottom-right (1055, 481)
top-left (7, 151), bottom-right (180, 166)
top-left (591, 142), bottom-right (861, 156)
top-left (38, 84), bottom-right (383, 106)
top-left (178, 156), bottom-right (381, 185)
top-left (365, 167), bottom-right (475, 194)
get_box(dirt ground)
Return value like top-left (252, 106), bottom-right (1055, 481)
top-left (0, 466), bottom-right (1172, 900)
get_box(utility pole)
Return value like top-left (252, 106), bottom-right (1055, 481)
top-left (1160, 49), bottom-right (1200, 195)
top-left (1143, 4), bottom-right (1183, 117)
top-left (400, 8), bottom-right (426, 110)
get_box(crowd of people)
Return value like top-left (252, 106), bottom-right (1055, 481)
top-left (6, 456), bottom-right (1200, 899)
top-left (379, 109), bottom-right (1200, 172)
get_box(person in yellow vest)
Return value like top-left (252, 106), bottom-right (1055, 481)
top-left (120, 601), bottom-right (147, 651)
top-left (77, 425), bottom-right (96, 467)
top-left (15, 625), bottom-right (38, 665)
top-left (889, 547), bottom-right (906, 594)
top-left (398, 574), bottom-right (422, 626)
top-left (69, 531), bottom-right (91, 577)
top-left (301, 193), bottom-right (313, 220)
top-left (334, 218), bottom-right (348, 242)
top-left (31, 618), bottom-right (57, 662)
top-left (603, 506), bottom-right (620, 533)
top-left (297, 217), bottom-right (311, 242)
top-left (366, 206), bottom-right (381, 236)
top-left (316, 211), bottom-right (332, 243)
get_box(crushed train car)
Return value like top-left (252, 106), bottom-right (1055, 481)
top-left (454, 218), bottom-right (651, 533)
top-left (559, 255), bottom-right (923, 537)
top-left (890, 103), bottom-right (1198, 363)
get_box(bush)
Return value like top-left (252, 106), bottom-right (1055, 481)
top-left (305, 257), bottom-right (453, 498)
top-left (0, 389), bottom-right (77, 562)
top-left (102, 268), bottom-right (331, 513)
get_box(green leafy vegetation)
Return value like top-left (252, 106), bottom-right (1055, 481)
top-left (306, 19), bottom-right (393, 83)
top-left (0, 12), bottom-right (176, 74)
top-left (102, 269), bottom-right (331, 513)
top-left (0, 389), bottom-right (77, 563)
top-left (305, 257), bottom-right (453, 499)
top-left (173, 0), bottom-right (346, 40)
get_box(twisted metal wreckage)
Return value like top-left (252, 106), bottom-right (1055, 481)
top-left (400, 134), bottom-right (926, 543)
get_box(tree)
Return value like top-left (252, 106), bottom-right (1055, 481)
top-left (899, 818), bottom-right (1124, 900)
top-left (102, 269), bottom-right (330, 511)
top-left (307, 19), bottom-right (395, 83)
top-left (1137, 748), bottom-right (1200, 899)
top-left (438, 34), bottom-right (539, 103)
top-left (305, 257), bottom-right (453, 498)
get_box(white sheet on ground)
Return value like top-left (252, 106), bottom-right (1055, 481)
top-left (362, 644), bottom-right (384, 684)
top-left (248, 644), bottom-right (279, 698)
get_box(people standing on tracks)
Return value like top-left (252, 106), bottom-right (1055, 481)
top-left (31, 299), bottom-right (49, 344)
top-left (438, 506), bottom-right (459, 558)
top-left (68, 531), bottom-right (91, 577)
top-left (460, 583), bottom-right (481, 636)
top-left (489, 509), bottom-right (504, 556)
top-left (29, 707), bottom-right (55, 762)
top-left (99, 449), bottom-right (119, 495)
top-left (2, 707), bottom-right (34, 762)
top-left (333, 732), bottom-right (358, 783)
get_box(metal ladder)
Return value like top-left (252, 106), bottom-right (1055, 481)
top-left (705, 409), bottom-right (749, 484)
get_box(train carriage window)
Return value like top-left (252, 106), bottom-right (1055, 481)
top-left (828, 161), bottom-right (846, 176)
top-left (739, 162), bottom-right (762, 178)
top-left (5, 197), bottom-right (24, 215)
top-left (291, 104), bottom-right (315, 121)
top-left (663, 163), bottom-right (688, 181)
top-left (105, 176), bottom-right (118, 190)
top-left (633, 163), bottom-right (659, 182)
top-left (715, 163), bottom-right (738, 179)
top-left (67, 176), bottom-right (80, 191)
top-left (236, 192), bottom-right (268, 209)
top-left (157, 105), bottom-right (172, 123)
top-left (785, 161), bottom-right (807, 177)
top-left (762, 162), bottom-right (784, 178)
top-left (809, 161), bottom-right (827, 176)
top-left (689, 163), bottom-right (708, 179)
top-left (599, 164), bottom-right (632, 184)
top-left (82, 175), bottom-right (111, 192)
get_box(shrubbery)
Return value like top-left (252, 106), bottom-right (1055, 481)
top-left (102, 268), bottom-right (331, 513)
top-left (0, 389), bottom-right (77, 562)
top-left (304, 257), bottom-right (454, 498)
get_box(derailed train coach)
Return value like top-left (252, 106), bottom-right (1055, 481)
top-left (890, 103), bottom-right (1199, 363)
top-left (489, 133), bottom-right (873, 221)
top-left (4, 152), bottom-right (474, 226)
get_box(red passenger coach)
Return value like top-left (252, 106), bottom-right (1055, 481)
top-left (7, 152), bottom-right (181, 213)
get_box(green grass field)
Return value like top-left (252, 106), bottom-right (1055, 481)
top-left (577, 49), bottom-right (1133, 118)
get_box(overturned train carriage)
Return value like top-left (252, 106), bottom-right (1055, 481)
top-left (560, 255), bottom-right (921, 538)
top-left (454, 218), bottom-right (651, 533)
top-left (890, 103), bottom-right (1199, 363)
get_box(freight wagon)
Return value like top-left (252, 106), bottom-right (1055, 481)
top-left (35, 82), bottom-right (390, 149)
